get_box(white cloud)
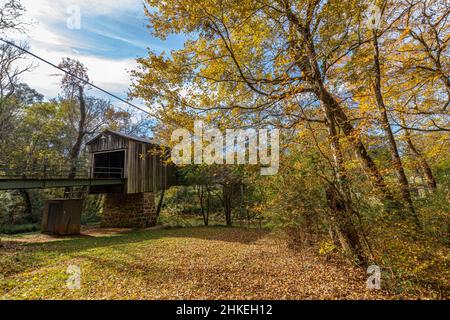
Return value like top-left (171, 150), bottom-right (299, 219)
top-left (17, 47), bottom-right (138, 99)
top-left (8, 0), bottom-right (148, 111)
top-left (22, 0), bottom-right (143, 20)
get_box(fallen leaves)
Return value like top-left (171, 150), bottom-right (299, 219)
top-left (1, 227), bottom-right (395, 300)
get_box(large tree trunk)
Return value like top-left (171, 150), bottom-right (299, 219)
top-left (402, 121), bottom-right (437, 191)
top-left (206, 187), bottom-right (211, 218)
top-left (283, 12), bottom-right (373, 262)
top-left (155, 189), bottom-right (165, 218)
top-left (372, 32), bottom-right (420, 227)
top-left (19, 189), bottom-right (33, 223)
top-left (315, 75), bottom-right (394, 203)
top-left (65, 86), bottom-right (86, 197)
top-left (323, 106), bottom-right (368, 265)
top-left (222, 184), bottom-right (233, 227)
top-left (287, 18), bottom-right (395, 204)
top-left (197, 185), bottom-right (208, 226)
top-left (326, 185), bottom-right (367, 265)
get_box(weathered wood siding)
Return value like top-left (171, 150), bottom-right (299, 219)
top-left (126, 141), bottom-right (176, 194)
top-left (87, 134), bottom-right (128, 153)
top-left (41, 199), bottom-right (83, 235)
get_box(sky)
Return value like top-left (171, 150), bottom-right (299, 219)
top-left (7, 0), bottom-right (184, 113)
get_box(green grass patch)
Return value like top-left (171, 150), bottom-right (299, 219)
top-left (0, 224), bottom-right (40, 235)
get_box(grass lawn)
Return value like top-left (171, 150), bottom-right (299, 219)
top-left (0, 226), bottom-right (390, 300)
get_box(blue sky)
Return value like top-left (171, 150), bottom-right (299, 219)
top-left (10, 0), bottom-right (184, 112)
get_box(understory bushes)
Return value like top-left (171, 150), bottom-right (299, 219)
top-left (258, 155), bottom-right (449, 298)
top-left (367, 188), bottom-right (450, 298)
top-left (0, 223), bottom-right (40, 234)
top-left (0, 190), bottom-right (42, 226)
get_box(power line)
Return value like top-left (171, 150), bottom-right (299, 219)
top-left (0, 38), bottom-right (151, 115)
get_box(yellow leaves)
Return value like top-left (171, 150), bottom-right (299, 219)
top-left (230, 107), bottom-right (240, 117)
top-left (423, 134), bottom-right (450, 159)
top-left (399, 27), bottom-right (411, 41)
top-left (318, 241), bottom-right (336, 255)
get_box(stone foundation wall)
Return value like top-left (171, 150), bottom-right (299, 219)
top-left (102, 192), bottom-right (156, 228)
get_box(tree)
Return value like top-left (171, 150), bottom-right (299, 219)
top-left (403, 0), bottom-right (450, 112)
top-left (131, 0), bottom-right (449, 262)
top-left (364, 1), bottom-right (419, 226)
top-left (0, 42), bottom-right (34, 145)
top-left (131, 0), bottom-right (383, 262)
top-left (0, 42), bottom-right (36, 221)
top-left (402, 120), bottom-right (437, 191)
top-left (56, 58), bottom-right (131, 195)
top-left (0, 0), bottom-right (25, 32)
top-left (57, 58), bottom-right (90, 191)
top-left (182, 165), bottom-right (216, 226)
top-left (14, 83), bottom-right (43, 105)
top-left (0, 0), bottom-right (31, 161)
top-left (215, 166), bottom-right (243, 227)
top-left (0, 0), bottom-right (35, 226)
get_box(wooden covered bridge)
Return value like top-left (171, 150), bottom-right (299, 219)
top-left (0, 130), bottom-right (177, 234)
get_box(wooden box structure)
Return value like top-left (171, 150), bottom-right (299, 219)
top-left (42, 199), bottom-right (83, 235)
top-left (86, 130), bottom-right (176, 194)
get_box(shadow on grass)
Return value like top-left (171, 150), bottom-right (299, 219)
top-left (36, 226), bottom-right (266, 248)
top-left (0, 226), bottom-right (270, 278)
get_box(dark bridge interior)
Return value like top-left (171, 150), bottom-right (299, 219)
top-left (93, 150), bottom-right (125, 179)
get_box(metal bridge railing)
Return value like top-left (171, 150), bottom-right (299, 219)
top-left (90, 167), bottom-right (124, 179)
top-left (0, 165), bottom-right (125, 180)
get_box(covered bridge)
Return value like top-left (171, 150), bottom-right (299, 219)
top-left (86, 129), bottom-right (177, 194)
top-left (85, 129), bottom-right (177, 229)
top-left (0, 130), bottom-right (178, 234)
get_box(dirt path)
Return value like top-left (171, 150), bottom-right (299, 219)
top-left (0, 225), bottom-right (166, 244)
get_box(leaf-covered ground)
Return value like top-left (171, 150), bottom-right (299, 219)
top-left (0, 227), bottom-right (391, 299)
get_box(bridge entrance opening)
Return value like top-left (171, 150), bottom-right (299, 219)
top-left (93, 150), bottom-right (125, 178)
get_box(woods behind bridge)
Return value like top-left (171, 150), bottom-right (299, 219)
top-left (0, 0), bottom-right (449, 299)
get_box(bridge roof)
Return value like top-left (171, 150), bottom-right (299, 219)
top-left (86, 129), bottom-right (155, 145)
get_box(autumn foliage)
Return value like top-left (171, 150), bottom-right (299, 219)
top-left (130, 0), bottom-right (449, 297)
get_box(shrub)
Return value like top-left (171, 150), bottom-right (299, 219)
top-left (0, 223), bottom-right (40, 234)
